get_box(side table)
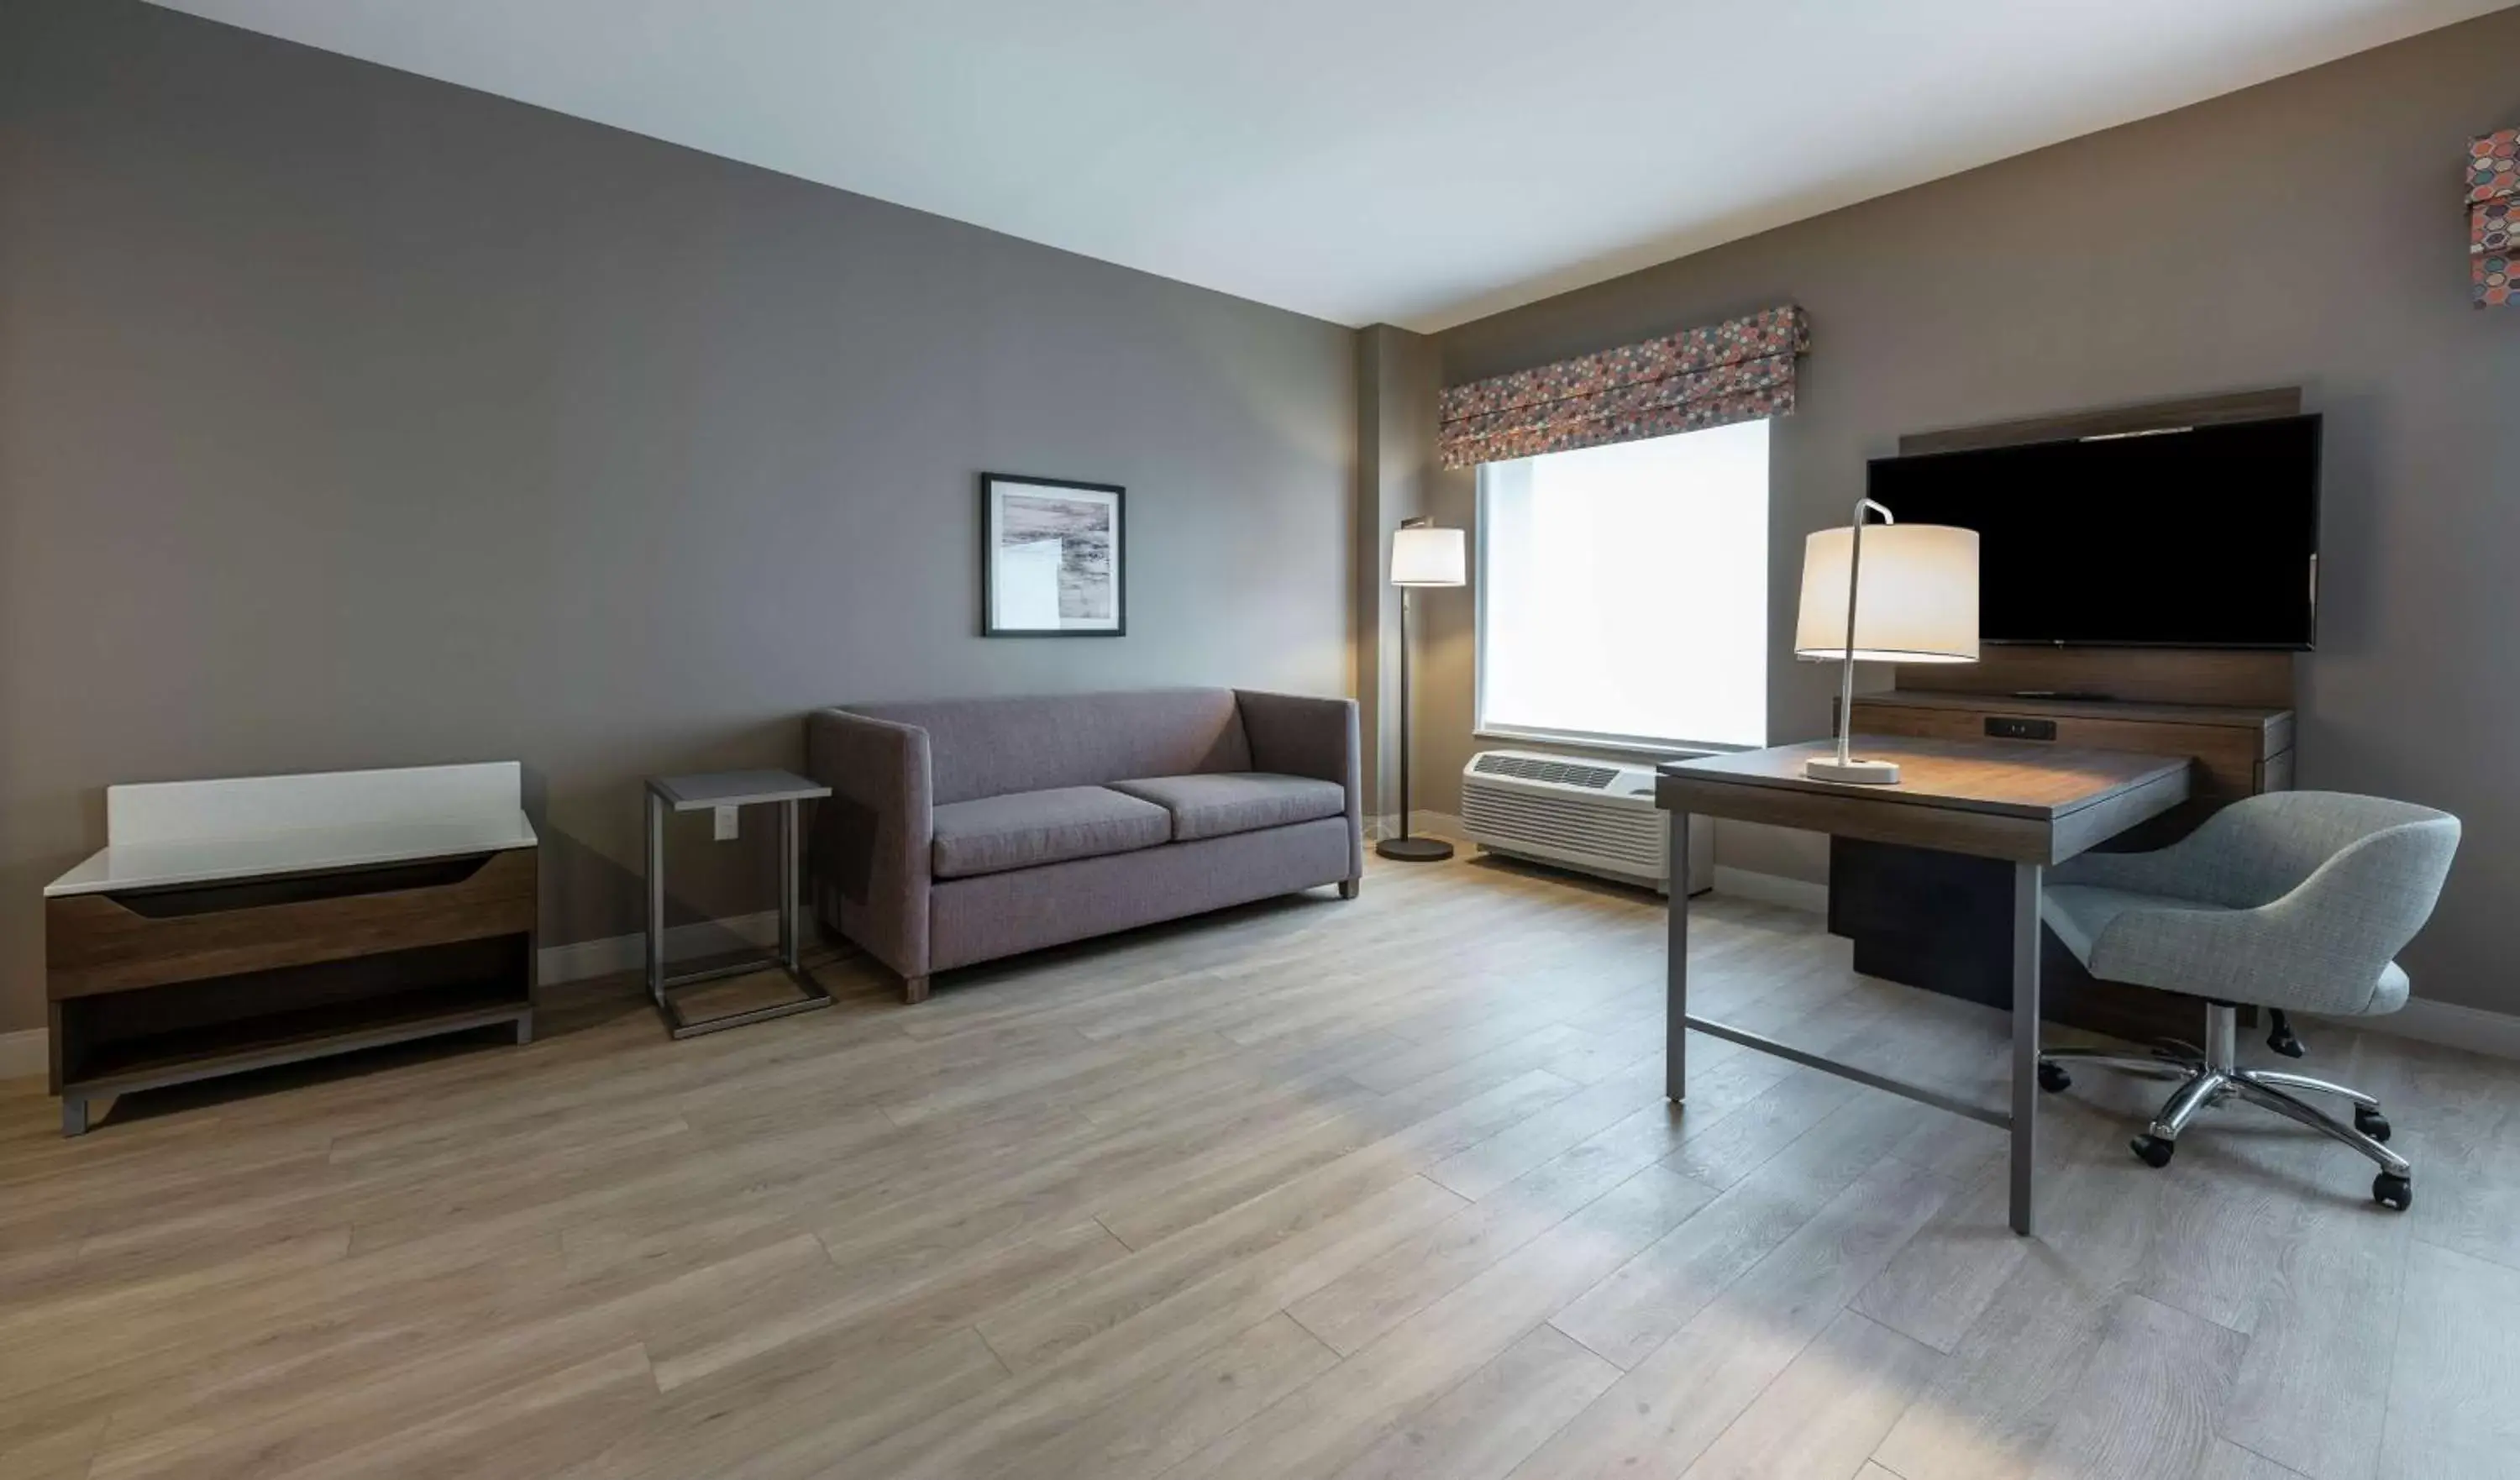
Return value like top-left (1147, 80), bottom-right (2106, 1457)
top-left (645, 769), bottom-right (832, 1038)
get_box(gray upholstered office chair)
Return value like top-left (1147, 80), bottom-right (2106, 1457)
top-left (2034, 790), bottom-right (2460, 1211)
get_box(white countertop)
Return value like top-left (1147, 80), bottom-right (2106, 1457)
top-left (46, 812), bottom-right (539, 897)
top-left (47, 761), bottom-right (538, 898)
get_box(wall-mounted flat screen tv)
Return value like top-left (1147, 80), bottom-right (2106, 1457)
top-left (1865, 413), bottom-right (2321, 649)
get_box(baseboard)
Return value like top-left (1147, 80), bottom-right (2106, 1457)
top-left (1370, 811), bottom-right (1466, 845)
top-left (538, 910), bottom-right (783, 986)
top-left (0, 1028), bottom-right (45, 1084)
top-left (1411, 810), bottom-right (1466, 843)
top-left (2328, 996), bottom-right (2520, 1062)
top-left (1711, 865), bottom-right (1830, 914)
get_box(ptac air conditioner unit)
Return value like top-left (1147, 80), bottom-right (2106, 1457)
top-left (1459, 749), bottom-right (1712, 895)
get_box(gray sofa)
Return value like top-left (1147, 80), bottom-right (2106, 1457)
top-left (806, 687), bottom-right (1362, 1001)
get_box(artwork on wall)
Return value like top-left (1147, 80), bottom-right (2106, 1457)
top-left (2469, 128), bottom-right (2517, 307)
top-left (980, 473), bottom-right (1126, 637)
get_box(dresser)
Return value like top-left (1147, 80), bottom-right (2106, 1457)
top-left (45, 763), bottom-right (538, 1135)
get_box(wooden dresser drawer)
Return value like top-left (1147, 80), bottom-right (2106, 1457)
top-left (46, 848), bottom-right (538, 1000)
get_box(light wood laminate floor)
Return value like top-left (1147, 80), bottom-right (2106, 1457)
top-left (4, 853), bottom-right (2517, 1480)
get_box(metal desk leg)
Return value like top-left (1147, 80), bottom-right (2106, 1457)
top-left (646, 790), bottom-right (666, 1008)
top-left (2010, 861), bottom-right (2044, 1236)
top-left (780, 798), bottom-right (801, 973)
top-left (1667, 811), bottom-right (1690, 1104)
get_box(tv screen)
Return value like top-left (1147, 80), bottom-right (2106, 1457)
top-left (1865, 414), bottom-right (2321, 649)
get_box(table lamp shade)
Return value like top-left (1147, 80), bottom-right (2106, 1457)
top-left (1793, 523), bottom-right (1979, 663)
top-left (1390, 526), bottom-right (1467, 587)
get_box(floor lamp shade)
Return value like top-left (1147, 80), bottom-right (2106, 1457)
top-left (1391, 526), bottom-right (1467, 587)
top-left (1793, 523), bottom-right (1980, 663)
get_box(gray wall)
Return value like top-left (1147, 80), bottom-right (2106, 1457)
top-left (0, 0), bottom-right (1355, 1032)
top-left (1421, 8), bottom-right (2520, 1011)
top-left (1352, 325), bottom-right (1441, 826)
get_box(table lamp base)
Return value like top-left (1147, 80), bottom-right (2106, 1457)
top-left (1805, 756), bottom-right (1902, 785)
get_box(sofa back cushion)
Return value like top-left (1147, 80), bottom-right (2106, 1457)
top-left (841, 688), bottom-right (1254, 805)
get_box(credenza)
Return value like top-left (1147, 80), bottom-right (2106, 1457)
top-left (45, 763), bottom-right (538, 1136)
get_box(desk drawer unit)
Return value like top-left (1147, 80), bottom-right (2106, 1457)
top-left (1839, 691), bottom-right (2293, 1042)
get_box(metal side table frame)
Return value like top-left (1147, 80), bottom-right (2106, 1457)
top-left (645, 770), bottom-right (834, 1038)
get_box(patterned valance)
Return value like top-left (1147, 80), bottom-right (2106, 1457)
top-left (2470, 129), bottom-right (2517, 307)
top-left (1437, 305), bottom-right (1808, 468)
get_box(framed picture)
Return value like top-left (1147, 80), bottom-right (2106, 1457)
top-left (980, 473), bottom-right (1126, 637)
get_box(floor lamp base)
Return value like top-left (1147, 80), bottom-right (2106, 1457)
top-left (1376, 836), bottom-right (1456, 863)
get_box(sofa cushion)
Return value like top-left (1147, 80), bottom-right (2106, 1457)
top-left (930, 786), bottom-right (1172, 879)
top-left (1107, 773), bottom-right (1348, 842)
top-left (840, 690), bottom-right (1253, 806)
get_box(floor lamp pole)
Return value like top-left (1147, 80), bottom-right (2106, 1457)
top-left (1400, 586), bottom-right (1412, 837)
top-left (1377, 585), bottom-right (1454, 862)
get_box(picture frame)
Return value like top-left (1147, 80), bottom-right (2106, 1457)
top-left (980, 472), bottom-right (1127, 637)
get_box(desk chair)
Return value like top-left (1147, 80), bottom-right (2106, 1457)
top-left (2032, 791), bottom-right (2460, 1211)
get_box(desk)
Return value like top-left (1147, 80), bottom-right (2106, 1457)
top-left (1656, 736), bottom-right (2192, 1235)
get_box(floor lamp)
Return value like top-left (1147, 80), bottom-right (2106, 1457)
top-left (1378, 519), bottom-right (1466, 862)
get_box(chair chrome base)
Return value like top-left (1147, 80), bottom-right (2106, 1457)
top-left (2040, 1005), bottom-right (2412, 1208)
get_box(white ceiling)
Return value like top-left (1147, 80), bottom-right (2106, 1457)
top-left (149, 0), bottom-right (2506, 330)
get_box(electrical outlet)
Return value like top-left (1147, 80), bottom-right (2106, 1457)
top-left (1985, 716), bottom-right (2058, 742)
top-left (712, 805), bottom-right (740, 842)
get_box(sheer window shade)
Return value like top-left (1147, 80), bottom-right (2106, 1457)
top-left (1478, 422), bottom-right (1770, 751)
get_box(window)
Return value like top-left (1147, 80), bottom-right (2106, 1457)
top-left (1476, 420), bottom-right (1769, 752)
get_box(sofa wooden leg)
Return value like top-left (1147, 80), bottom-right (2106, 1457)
top-left (1339, 879), bottom-right (1360, 900)
top-left (902, 974), bottom-right (932, 1005)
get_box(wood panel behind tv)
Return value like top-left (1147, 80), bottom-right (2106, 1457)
top-left (1835, 387), bottom-right (2303, 1044)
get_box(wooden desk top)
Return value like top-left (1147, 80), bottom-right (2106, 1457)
top-left (1656, 736), bottom-right (2192, 865)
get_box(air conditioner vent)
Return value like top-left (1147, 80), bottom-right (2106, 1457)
top-left (1469, 753), bottom-right (1620, 790)
top-left (1457, 748), bottom-right (1709, 895)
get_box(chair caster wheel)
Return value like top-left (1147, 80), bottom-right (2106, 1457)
top-left (2035, 1062), bottom-right (2072, 1094)
top-left (2373, 1172), bottom-right (2412, 1211)
top-left (2131, 1134), bottom-right (2176, 1168)
top-left (2355, 1107), bottom-right (2391, 1143)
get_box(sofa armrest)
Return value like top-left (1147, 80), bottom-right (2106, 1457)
top-left (806, 708), bottom-right (934, 979)
top-left (1236, 690), bottom-right (1362, 879)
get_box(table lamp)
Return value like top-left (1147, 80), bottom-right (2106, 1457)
top-left (1380, 519), bottom-right (1467, 861)
top-left (1793, 498), bottom-right (1979, 784)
